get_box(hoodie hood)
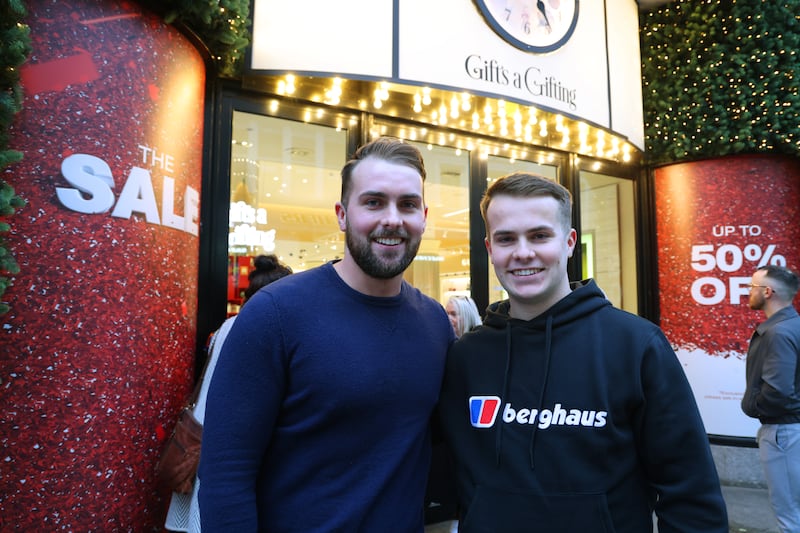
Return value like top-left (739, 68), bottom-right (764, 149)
top-left (483, 279), bottom-right (611, 331)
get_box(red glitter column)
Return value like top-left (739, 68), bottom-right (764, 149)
top-left (1, 1), bottom-right (205, 530)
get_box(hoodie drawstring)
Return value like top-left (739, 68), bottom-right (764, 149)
top-left (528, 315), bottom-right (553, 469)
top-left (494, 324), bottom-right (513, 466)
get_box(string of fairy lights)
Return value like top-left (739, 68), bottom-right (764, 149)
top-left (271, 74), bottom-right (635, 165)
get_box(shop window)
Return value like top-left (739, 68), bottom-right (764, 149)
top-left (579, 171), bottom-right (637, 313)
top-left (227, 111), bottom-right (348, 314)
top-left (404, 141), bottom-right (471, 305)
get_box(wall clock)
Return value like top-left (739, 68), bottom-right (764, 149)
top-left (474, 0), bottom-right (580, 53)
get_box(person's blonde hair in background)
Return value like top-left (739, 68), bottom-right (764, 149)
top-left (446, 295), bottom-right (482, 337)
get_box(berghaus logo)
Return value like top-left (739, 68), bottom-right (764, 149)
top-left (469, 396), bottom-right (607, 429)
top-left (469, 396), bottom-right (502, 428)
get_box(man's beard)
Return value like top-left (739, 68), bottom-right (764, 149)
top-left (345, 223), bottom-right (421, 279)
top-left (749, 294), bottom-right (765, 311)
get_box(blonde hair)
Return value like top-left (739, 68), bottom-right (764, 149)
top-left (447, 296), bottom-right (482, 337)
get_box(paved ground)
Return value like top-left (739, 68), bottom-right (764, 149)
top-left (425, 484), bottom-right (780, 532)
top-left (723, 484), bottom-right (779, 533)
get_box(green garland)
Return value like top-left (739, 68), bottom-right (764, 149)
top-left (640, 0), bottom-right (800, 165)
top-left (0, 0), bottom-right (30, 315)
top-left (151, 0), bottom-right (252, 78)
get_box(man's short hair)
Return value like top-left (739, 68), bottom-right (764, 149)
top-left (760, 265), bottom-right (800, 300)
top-left (479, 172), bottom-right (572, 234)
top-left (340, 137), bottom-right (426, 206)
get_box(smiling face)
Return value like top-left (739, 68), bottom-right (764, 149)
top-left (485, 193), bottom-right (576, 320)
top-left (335, 156), bottom-right (427, 292)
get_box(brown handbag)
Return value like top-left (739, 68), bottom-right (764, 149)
top-left (157, 405), bottom-right (203, 494)
top-left (156, 337), bottom-right (215, 494)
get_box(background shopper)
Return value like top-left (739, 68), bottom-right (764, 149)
top-left (445, 295), bottom-right (482, 338)
top-left (164, 254), bottom-right (292, 532)
top-left (741, 265), bottom-right (800, 533)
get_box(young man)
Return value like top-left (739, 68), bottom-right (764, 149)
top-left (438, 172), bottom-right (728, 532)
top-left (741, 265), bottom-right (800, 533)
top-left (198, 137), bottom-right (455, 531)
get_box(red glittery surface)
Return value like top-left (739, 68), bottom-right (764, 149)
top-left (1, 1), bottom-right (205, 530)
top-left (655, 155), bottom-right (800, 357)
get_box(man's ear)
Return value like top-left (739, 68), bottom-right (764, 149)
top-left (335, 202), bottom-right (346, 231)
top-left (566, 228), bottom-right (577, 258)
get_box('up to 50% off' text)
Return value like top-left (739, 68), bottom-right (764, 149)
top-left (690, 224), bottom-right (786, 305)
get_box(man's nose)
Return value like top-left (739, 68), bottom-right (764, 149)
top-left (511, 239), bottom-right (535, 259)
top-left (381, 205), bottom-right (402, 227)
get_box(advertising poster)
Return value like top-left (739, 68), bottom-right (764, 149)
top-left (655, 155), bottom-right (800, 439)
top-left (1, 0), bottom-right (205, 529)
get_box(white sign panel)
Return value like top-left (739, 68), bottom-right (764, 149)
top-left (251, 0), bottom-right (394, 77)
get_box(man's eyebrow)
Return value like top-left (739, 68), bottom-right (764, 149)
top-left (491, 225), bottom-right (554, 237)
top-left (490, 229), bottom-right (515, 239)
top-left (357, 191), bottom-right (423, 201)
top-left (398, 192), bottom-right (423, 202)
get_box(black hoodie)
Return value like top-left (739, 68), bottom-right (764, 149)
top-left (438, 280), bottom-right (728, 533)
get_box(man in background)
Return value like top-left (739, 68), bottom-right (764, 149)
top-left (742, 265), bottom-right (800, 533)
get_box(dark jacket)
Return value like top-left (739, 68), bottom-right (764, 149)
top-left (438, 279), bottom-right (728, 533)
top-left (742, 305), bottom-right (800, 424)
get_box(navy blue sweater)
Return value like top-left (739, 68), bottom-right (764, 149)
top-left (199, 262), bottom-right (454, 531)
top-left (438, 280), bottom-right (728, 532)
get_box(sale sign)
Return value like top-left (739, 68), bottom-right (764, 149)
top-left (654, 154), bottom-right (800, 439)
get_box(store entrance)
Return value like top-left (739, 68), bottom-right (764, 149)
top-left (225, 112), bottom-right (482, 312)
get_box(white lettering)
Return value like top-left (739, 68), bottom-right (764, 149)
top-left (493, 402), bottom-right (608, 430)
top-left (228, 224), bottom-right (276, 251)
top-left (56, 154), bottom-right (116, 214)
top-left (162, 177), bottom-right (200, 236)
top-left (56, 153), bottom-right (200, 236)
top-left (112, 166), bottom-right (160, 223)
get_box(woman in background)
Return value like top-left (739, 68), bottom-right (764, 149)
top-left (164, 254), bottom-right (293, 533)
top-left (445, 295), bottom-right (482, 337)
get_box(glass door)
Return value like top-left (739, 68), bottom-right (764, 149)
top-left (404, 140), bottom-right (471, 306)
top-left (226, 111), bottom-right (350, 315)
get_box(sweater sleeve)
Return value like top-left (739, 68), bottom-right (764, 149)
top-left (197, 291), bottom-right (287, 530)
top-left (635, 330), bottom-right (729, 533)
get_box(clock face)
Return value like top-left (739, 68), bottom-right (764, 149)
top-left (475, 0), bottom-right (579, 53)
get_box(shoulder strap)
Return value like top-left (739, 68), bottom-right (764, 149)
top-left (188, 331), bottom-right (218, 407)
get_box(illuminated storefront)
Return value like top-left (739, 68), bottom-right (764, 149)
top-left (198, 0), bottom-right (646, 343)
